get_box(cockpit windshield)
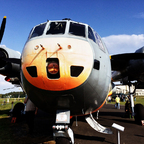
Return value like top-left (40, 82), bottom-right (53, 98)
top-left (69, 22), bottom-right (85, 37)
top-left (30, 23), bottom-right (46, 39)
top-left (88, 26), bottom-right (96, 42)
top-left (46, 22), bottom-right (66, 35)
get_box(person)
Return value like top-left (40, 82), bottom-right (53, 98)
top-left (24, 96), bottom-right (38, 134)
top-left (108, 96), bottom-right (111, 102)
top-left (115, 95), bottom-right (120, 109)
top-left (122, 94), bottom-right (125, 102)
top-left (134, 96), bottom-right (136, 101)
top-left (125, 100), bottom-right (132, 118)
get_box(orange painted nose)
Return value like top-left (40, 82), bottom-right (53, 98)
top-left (22, 37), bottom-right (94, 91)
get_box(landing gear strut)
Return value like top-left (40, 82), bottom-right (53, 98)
top-left (129, 82), bottom-right (144, 125)
top-left (128, 82), bottom-right (136, 117)
top-left (53, 110), bottom-right (74, 144)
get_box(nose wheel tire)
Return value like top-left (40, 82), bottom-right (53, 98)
top-left (56, 137), bottom-right (72, 144)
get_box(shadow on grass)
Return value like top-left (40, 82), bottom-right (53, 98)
top-left (0, 109), bottom-right (56, 144)
top-left (0, 109), bottom-right (10, 116)
top-left (0, 117), bottom-right (16, 144)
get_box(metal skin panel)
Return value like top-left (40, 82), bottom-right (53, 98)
top-left (21, 35), bottom-right (111, 116)
top-left (84, 39), bottom-right (111, 114)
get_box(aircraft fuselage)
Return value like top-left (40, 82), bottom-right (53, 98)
top-left (21, 20), bottom-right (111, 116)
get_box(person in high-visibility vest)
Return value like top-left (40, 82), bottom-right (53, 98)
top-left (115, 95), bottom-right (120, 109)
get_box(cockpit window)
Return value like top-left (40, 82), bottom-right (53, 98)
top-left (94, 31), bottom-right (105, 52)
top-left (69, 22), bottom-right (85, 37)
top-left (88, 26), bottom-right (96, 42)
top-left (30, 23), bottom-right (46, 39)
top-left (46, 22), bottom-right (66, 35)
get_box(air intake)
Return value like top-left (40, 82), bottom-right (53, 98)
top-left (26, 66), bottom-right (37, 77)
top-left (70, 66), bottom-right (84, 77)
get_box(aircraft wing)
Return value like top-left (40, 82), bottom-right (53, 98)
top-left (111, 50), bottom-right (144, 87)
top-left (111, 53), bottom-right (144, 71)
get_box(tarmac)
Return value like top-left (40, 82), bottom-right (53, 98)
top-left (10, 103), bottom-right (144, 144)
top-left (72, 104), bottom-right (144, 144)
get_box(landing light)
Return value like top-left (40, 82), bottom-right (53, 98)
top-left (5, 77), bottom-right (10, 82)
top-left (47, 62), bottom-right (59, 74)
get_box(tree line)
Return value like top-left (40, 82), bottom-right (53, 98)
top-left (0, 92), bottom-right (25, 98)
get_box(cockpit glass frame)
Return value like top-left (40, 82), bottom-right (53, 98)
top-left (94, 31), bottom-right (105, 52)
top-left (30, 23), bottom-right (47, 39)
top-left (46, 22), bottom-right (66, 35)
top-left (69, 22), bottom-right (85, 37)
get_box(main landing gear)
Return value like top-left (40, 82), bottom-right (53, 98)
top-left (128, 82), bottom-right (144, 125)
top-left (128, 82), bottom-right (135, 117)
top-left (53, 110), bottom-right (74, 144)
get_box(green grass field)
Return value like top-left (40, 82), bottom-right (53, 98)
top-left (108, 96), bottom-right (144, 106)
top-left (0, 98), bottom-right (25, 118)
top-left (0, 98), bottom-right (25, 143)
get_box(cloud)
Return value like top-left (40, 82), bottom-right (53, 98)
top-left (102, 34), bottom-right (144, 55)
top-left (134, 12), bottom-right (144, 19)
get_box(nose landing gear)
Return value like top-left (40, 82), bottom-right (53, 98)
top-left (53, 110), bottom-right (74, 144)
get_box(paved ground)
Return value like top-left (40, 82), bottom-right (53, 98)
top-left (11, 104), bottom-right (144, 144)
top-left (72, 104), bottom-right (144, 144)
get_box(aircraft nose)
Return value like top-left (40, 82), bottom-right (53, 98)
top-left (22, 38), bottom-right (93, 91)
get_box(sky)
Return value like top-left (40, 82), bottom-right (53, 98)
top-left (0, 0), bottom-right (144, 94)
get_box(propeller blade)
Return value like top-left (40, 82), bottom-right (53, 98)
top-left (0, 16), bottom-right (6, 44)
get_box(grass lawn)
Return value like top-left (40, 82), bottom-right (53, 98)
top-left (0, 98), bottom-right (25, 143)
top-left (0, 98), bottom-right (25, 117)
top-left (108, 96), bottom-right (144, 106)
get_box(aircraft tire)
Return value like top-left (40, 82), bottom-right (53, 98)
top-left (134, 104), bottom-right (144, 125)
top-left (56, 137), bottom-right (72, 144)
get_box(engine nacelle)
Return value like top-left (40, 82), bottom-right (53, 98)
top-left (0, 45), bottom-right (21, 77)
